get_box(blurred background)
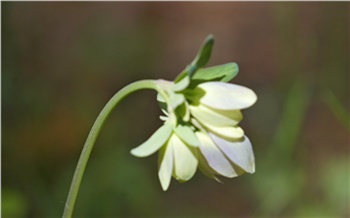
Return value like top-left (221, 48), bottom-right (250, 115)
top-left (2, 2), bottom-right (349, 217)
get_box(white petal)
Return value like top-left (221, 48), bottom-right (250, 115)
top-left (131, 124), bottom-right (172, 157)
top-left (199, 120), bottom-right (244, 140)
top-left (195, 82), bottom-right (257, 110)
top-left (197, 152), bottom-right (222, 182)
top-left (190, 104), bottom-right (242, 127)
top-left (210, 134), bottom-right (255, 173)
top-left (196, 131), bottom-right (237, 178)
top-left (158, 141), bottom-right (174, 191)
top-left (174, 123), bottom-right (200, 147)
top-left (190, 118), bottom-right (205, 132)
top-left (212, 108), bottom-right (243, 122)
top-left (172, 134), bottom-right (198, 181)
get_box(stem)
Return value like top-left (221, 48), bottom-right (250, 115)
top-left (63, 80), bottom-right (161, 218)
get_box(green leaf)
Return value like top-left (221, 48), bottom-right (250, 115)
top-left (191, 62), bottom-right (239, 83)
top-left (131, 123), bottom-right (172, 157)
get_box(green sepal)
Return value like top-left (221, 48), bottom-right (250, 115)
top-left (174, 35), bottom-right (214, 83)
top-left (175, 101), bottom-right (190, 122)
top-left (174, 70), bottom-right (187, 84)
top-left (191, 62), bottom-right (239, 84)
top-left (190, 34), bottom-right (214, 70)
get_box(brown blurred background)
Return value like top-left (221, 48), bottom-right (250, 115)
top-left (2, 2), bottom-right (349, 217)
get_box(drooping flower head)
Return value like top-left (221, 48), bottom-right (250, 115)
top-left (131, 35), bottom-right (257, 190)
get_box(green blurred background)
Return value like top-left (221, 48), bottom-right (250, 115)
top-left (2, 2), bottom-right (349, 217)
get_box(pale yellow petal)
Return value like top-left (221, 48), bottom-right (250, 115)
top-left (196, 131), bottom-right (237, 178)
top-left (131, 124), bottom-right (172, 157)
top-left (190, 104), bottom-right (242, 127)
top-left (158, 141), bottom-right (174, 191)
top-left (195, 82), bottom-right (257, 110)
top-left (172, 134), bottom-right (198, 181)
top-left (197, 119), bottom-right (244, 140)
top-left (210, 134), bottom-right (255, 174)
top-left (174, 123), bottom-right (200, 147)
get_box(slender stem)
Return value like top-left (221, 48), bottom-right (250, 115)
top-left (63, 80), bottom-right (161, 218)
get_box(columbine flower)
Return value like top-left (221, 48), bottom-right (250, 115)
top-left (130, 35), bottom-right (257, 190)
top-left (186, 82), bottom-right (257, 181)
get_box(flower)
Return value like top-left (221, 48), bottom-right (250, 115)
top-left (186, 82), bottom-right (257, 181)
top-left (130, 35), bottom-right (257, 190)
top-left (131, 79), bottom-right (257, 190)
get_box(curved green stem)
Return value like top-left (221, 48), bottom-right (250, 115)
top-left (63, 80), bottom-right (162, 218)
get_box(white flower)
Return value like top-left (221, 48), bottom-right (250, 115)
top-left (131, 80), bottom-right (257, 190)
top-left (130, 35), bottom-right (257, 191)
top-left (187, 81), bottom-right (257, 180)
